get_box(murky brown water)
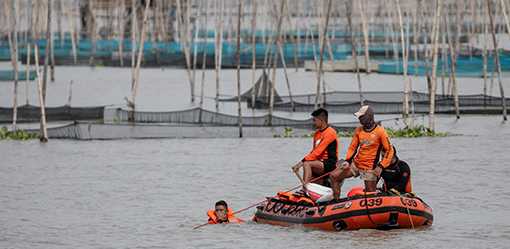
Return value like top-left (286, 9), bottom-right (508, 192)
top-left (1, 65), bottom-right (510, 248)
top-left (1, 115), bottom-right (509, 249)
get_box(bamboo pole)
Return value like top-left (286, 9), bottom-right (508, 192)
top-left (66, 1), bottom-right (78, 64)
top-left (395, 0), bottom-right (411, 125)
top-left (269, 0), bottom-right (285, 126)
top-left (483, 1), bottom-right (488, 106)
top-left (67, 80), bottom-right (73, 106)
top-left (88, 0), bottom-right (96, 67)
top-left (129, 0), bottom-right (152, 121)
top-left (251, 0), bottom-right (257, 108)
top-left (429, 0), bottom-right (442, 131)
top-left (215, 0), bottom-right (225, 110)
top-left (444, 6), bottom-right (460, 119)
top-left (487, 0), bottom-right (508, 121)
top-left (176, 0), bottom-right (195, 103)
top-left (42, 0), bottom-right (51, 103)
top-left (192, 11), bottom-right (200, 100)
top-left (25, 43), bottom-right (31, 105)
top-left (118, 0), bottom-right (125, 66)
top-left (199, 1), bottom-right (209, 123)
top-left (314, 0), bottom-right (333, 109)
top-left (5, 0), bottom-right (19, 130)
top-left (236, 0), bottom-right (243, 137)
top-left (131, 0), bottom-right (137, 78)
top-left (358, 0), bottom-right (371, 74)
top-left (34, 45), bottom-right (48, 142)
top-left (346, 1), bottom-right (364, 105)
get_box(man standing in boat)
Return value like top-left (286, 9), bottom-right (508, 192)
top-left (292, 108), bottom-right (339, 186)
top-left (330, 105), bottom-right (394, 200)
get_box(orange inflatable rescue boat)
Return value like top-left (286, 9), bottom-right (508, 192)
top-left (253, 185), bottom-right (433, 231)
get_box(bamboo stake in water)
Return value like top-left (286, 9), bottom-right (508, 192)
top-left (34, 45), bottom-right (48, 143)
top-left (251, 0), bottom-right (258, 108)
top-left (5, 0), bottom-right (18, 130)
top-left (66, 1), bottom-right (78, 64)
top-left (236, 0), bottom-right (243, 138)
top-left (429, 0), bottom-right (442, 131)
top-left (129, 0), bottom-right (152, 121)
top-left (346, 1), bottom-right (364, 105)
top-left (215, 0), bottom-right (225, 111)
top-left (314, 0), bottom-right (333, 109)
top-left (487, 0), bottom-right (508, 121)
top-left (67, 80), bottom-right (73, 106)
top-left (88, 0), bottom-right (96, 67)
top-left (269, 0), bottom-right (285, 126)
top-left (25, 43), bottom-right (31, 105)
top-left (118, 0), bottom-right (125, 66)
top-left (395, 0), bottom-right (411, 126)
top-left (444, 7), bottom-right (460, 119)
top-left (42, 0), bottom-right (51, 103)
top-left (358, 0), bottom-right (371, 74)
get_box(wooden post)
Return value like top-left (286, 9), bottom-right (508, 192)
top-left (251, 0), bottom-right (258, 108)
top-left (131, 0), bottom-right (137, 77)
top-left (346, 1), bottom-right (364, 105)
top-left (25, 43), bottom-right (31, 105)
top-left (176, 0), bottom-right (196, 103)
top-left (483, 1), bottom-right (488, 107)
top-left (88, 0), bottom-right (96, 67)
top-left (118, 0), bottom-right (125, 66)
top-left (66, 1), bottom-right (78, 64)
top-left (67, 80), bottom-right (73, 106)
top-left (395, 0), bottom-right (411, 125)
top-left (199, 1), bottom-right (209, 123)
top-left (269, 0), bottom-right (285, 126)
top-left (358, 0), bottom-right (371, 74)
top-left (314, 0), bottom-right (333, 109)
top-left (487, 0), bottom-right (508, 121)
top-left (215, 0), bottom-right (225, 111)
top-left (34, 45), bottom-right (48, 142)
top-left (5, 0), bottom-right (19, 130)
top-left (42, 0), bottom-right (51, 103)
top-left (429, 0), bottom-right (442, 131)
top-left (236, 0), bottom-right (243, 137)
top-left (129, 0), bottom-right (152, 120)
top-left (444, 7), bottom-right (460, 119)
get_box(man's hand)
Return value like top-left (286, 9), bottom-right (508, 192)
top-left (374, 165), bottom-right (383, 177)
top-left (292, 162), bottom-right (304, 172)
top-left (337, 160), bottom-right (350, 170)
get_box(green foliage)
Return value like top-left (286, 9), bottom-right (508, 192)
top-left (337, 125), bottom-right (447, 138)
top-left (385, 125), bottom-right (448, 138)
top-left (0, 127), bottom-right (39, 140)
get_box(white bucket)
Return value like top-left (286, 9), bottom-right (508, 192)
top-left (305, 183), bottom-right (333, 203)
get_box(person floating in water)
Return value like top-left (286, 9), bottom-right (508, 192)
top-left (207, 200), bottom-right (243, 224)
top-left (292, 108), bottom-right (339, 186)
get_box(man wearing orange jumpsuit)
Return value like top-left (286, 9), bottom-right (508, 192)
top-left (293, 108), bottom-right (339, 186)
top-left (330, 105), bottom-right (394, 200)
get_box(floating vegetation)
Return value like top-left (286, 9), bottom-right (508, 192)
top-left (386, 125), bottom-right (448, 138)
top-left (336, 125), bottom-right (448, 138)
top-left (0, 127), bottom-right (39, 140)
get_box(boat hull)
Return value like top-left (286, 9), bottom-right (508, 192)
top-left (253, 193), bottom-right (433, 231)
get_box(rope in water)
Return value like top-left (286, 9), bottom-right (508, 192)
top-left (192, 171), bottom-right (333, 230)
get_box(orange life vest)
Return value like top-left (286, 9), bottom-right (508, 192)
top-left (277, 191), bottom-right (316, 206)
top-left (207, 208), bottom-right (243, 224)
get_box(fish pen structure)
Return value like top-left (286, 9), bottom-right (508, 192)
top-left (0, 105), bottom-right (104, 123)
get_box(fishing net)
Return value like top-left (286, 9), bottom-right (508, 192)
top-left (0, 105), bottom-right (104, 123)
top-left (104, 107), bottom-right (314, 127)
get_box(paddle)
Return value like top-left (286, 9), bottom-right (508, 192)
top-left (192, 170), bottom-right (333, 230)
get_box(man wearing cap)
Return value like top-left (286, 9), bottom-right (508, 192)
top-left (329, 105), bottom-right (394, 200)
top-left (292, 108), bottom-right (339, 186)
